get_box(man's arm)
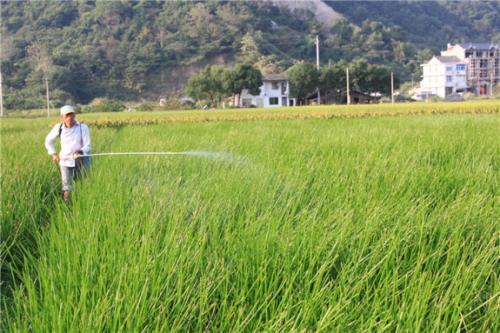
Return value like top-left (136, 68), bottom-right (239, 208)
top-left (45, 125), bottom-right (60, 164)
top-left (80, 124), bottom-right (91, 155)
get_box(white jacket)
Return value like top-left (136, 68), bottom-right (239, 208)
top-left (45, 121), bottom-right (91, 167)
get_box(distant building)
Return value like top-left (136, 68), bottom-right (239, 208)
top-left (307, 90), bottom-right (379, 104)
top-left (441, 43), bottom-right (499, 95)
top-left (419, 56), bottom-right (467, 99)
top-left (239, 73), bottom-right (296, 108)
top-left (349, 90), bottom-right (381, 104)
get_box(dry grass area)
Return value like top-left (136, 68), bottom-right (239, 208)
top-left (73, 101), bottom-right (500, 128)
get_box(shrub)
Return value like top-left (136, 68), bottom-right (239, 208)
top-left (50, 89), bottom-right (74, 108)
top-left (85, 98), bottom-right (126, 112)
top-left (426, 95), bottom-right (443, 102)
top-left (135, 102), bottom-right (154, 112)
top-left (4, 90), bottom-right (45, 110)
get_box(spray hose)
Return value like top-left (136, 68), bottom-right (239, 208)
top-left (62, 150), bottom-right (240, 164)
top-left (72, 151), bottom-right (234, 159)
top-left (78, 152), bottom-right (192, 157)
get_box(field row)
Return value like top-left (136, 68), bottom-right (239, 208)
top-left (75, 101), bottom-right (500, 128)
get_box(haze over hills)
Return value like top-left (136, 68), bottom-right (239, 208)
top-left (272, 0), bottom-right (343, 29)
top-left (1, 0), bottom-right (498, 108)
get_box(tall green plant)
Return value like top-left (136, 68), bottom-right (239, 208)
top-left (224, 63), bottom-right (262, 107)
top-left (287, 62), bottom-right (319, 105)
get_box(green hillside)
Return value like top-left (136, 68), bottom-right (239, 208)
top-left (1, 1), bottom-right (498, 109)
top-left (326, 1), bottom-right (500, 50)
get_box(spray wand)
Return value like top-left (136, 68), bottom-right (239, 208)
top-left (71, 150), bottom-right (232, 160)
top-left (75, 152), bottom-right (193, 158)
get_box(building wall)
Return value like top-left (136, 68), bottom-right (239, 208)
top-left (420, 58), bottom-right (467, 99)
top-left (441, 44), bottom-right (466, 59)
top-left (240, 80), bottom-right (291, 108)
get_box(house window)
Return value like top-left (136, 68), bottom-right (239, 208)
top-left (446, 66), bottom-right (452, 72)
top-left (476, 51), bottom-right (483, 57)
top-left (446, 76), bottom-right (452, 82)
top-left (456, 64), bottom-right (465, 71)
top-left (281, 82), bottom-right (287, 95)
top-left (271, 82), bottom-right (279, 90)
top-left (480, 59), bottom-right (488, 68)
top-left (269, 97), bottom-right (279, 105)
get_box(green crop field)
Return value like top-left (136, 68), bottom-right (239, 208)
top-left (1, 102), bottom-right (499, 332)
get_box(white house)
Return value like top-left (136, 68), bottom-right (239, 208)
top-left (238, 73), bottom-right (296, 108)
top-left (419, 56), bottom-right (467, 99)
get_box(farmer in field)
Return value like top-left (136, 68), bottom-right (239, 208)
top-left (45, 105), bottom-right (91, 202)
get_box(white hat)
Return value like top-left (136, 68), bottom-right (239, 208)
top-left (60, 105), bottom-right (75, 116)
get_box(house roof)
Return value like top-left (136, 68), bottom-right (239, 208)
top-left (458, 43), bottom-right (499, 50)
top-left (263, 73), bottom-right (288, 81)
top-left (434, 56), bottom-right (463, 63)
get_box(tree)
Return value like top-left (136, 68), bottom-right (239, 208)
top-left (411, 48), bottom-right (433, 81)
top-left (224, 64), bottom-right (262, 107)
top-left (239, 31), bottom-right (263, 65)
top-left (185, 65), bottom-right (227, 107)
top-left (287, 62), bottom-right (318, 105)
top-left (367, 65), bottom-right (394, 95)
top-left (26, 41), bottom-right (53, 117)
top-left (209, 65), bottom-right (229, 105)
top-left (319, 61), bottom-right (346, 104)
top-left (330, 18), bottom-right (354, 46)
top-left (0, 36), bottom-right (16, 116)
top-left (348, 60), bottom-right (397, 96)
top-left (350, 59), bottom-right (377, 93)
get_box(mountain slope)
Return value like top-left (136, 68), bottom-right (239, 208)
top-left (1, 1), bottom-right (498, 108)
top-left (326, 1), bottom-right (500, 51)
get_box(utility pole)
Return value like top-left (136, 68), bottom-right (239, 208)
top-left (45, 77), bottom-right (50, 117)
top-left (346, 67), bottom-right (350, 105)
top-left (391, 71), bottom-right (394, 104)
top-left (159, 30), bottom-right (165, 85)
top-left (27, 41), bottom-right (51, 117)
top-left (315, 35), bottom-right (320, 105)
top-left (476, 69), bottom-right (480, 96)
top-left (0, 70), bottom-right (3, 117)
top-left (490, 72), bottom-right (494, 96)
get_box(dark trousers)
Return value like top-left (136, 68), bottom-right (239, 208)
top-left (60, 157), bottom-right (91, 191)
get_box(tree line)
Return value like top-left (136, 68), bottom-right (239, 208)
top-left (185, 60), bottom-right (397, 107)
top-left (1, 1), bottom-right (495, 110)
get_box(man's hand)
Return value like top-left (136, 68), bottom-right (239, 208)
top-left (72, 151), bottom-right (83, 160)
top-left (52, 154), bottom-right (60, 165)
